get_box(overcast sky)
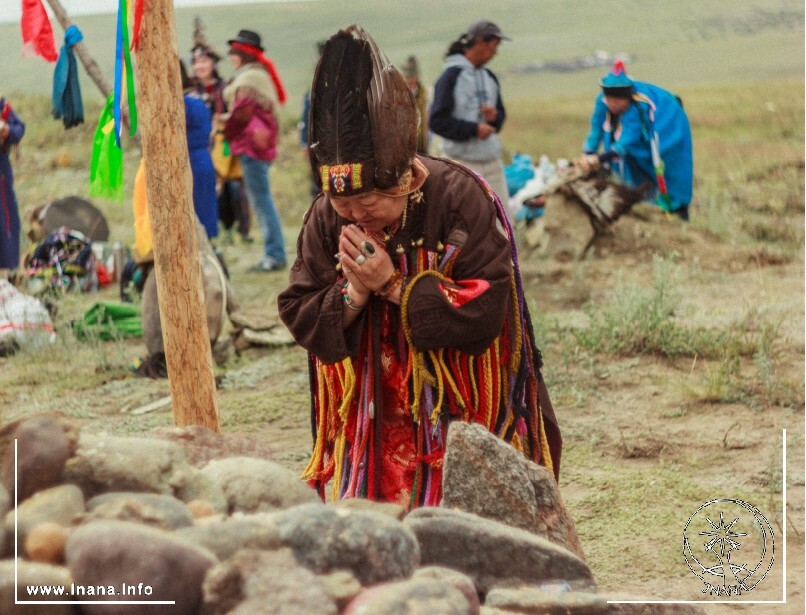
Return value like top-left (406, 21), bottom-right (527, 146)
top-left (0, 0), bottom-right (310, 24)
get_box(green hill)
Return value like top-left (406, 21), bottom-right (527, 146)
top-left (1, 0), bottom-right (802, 111)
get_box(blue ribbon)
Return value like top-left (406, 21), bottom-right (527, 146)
top-left (52, 24), bottom-right (84, 129)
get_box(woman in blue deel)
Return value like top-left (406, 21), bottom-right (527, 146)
top-left (579, 61), bottom-right (693, 220)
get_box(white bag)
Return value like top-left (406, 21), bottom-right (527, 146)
top-left (0, 280), bottom-right (56, 353)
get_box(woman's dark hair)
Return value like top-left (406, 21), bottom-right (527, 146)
top-left (445, 33), bottom-right (472, 57)
top-left (445, 32), bottom-right (497, 57)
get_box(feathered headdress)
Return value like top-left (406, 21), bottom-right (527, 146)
top-left (191, 17), bottom-right (222, 63)
top-left (308, 26), bottom-right (417, 196)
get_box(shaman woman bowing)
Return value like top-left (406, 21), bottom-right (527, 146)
top-left (278, 26), bottom-right (561, 509)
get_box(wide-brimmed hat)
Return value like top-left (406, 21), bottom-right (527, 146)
top-left (600, 59), bottom-right (634, 95)
top-left (227, 29), bottom-right (263, 51)
top-left (466, 20), bottom-right (511, 41)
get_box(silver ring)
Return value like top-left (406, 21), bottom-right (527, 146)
top-left (343, 268), bottom-right (352, 274)
top-left (356, 254), bottom-right (367, 266)
top-left (360, 241), bottom-right (376, 257)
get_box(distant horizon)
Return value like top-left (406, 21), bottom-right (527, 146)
top-left (0, 0), bottom-right (317, 25)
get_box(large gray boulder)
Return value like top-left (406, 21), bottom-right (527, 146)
top-left (442, 422), bottom-right (538, 531)
top-left (485, 587), bottom-right (608, 614)
top-left (443, 421), bottom-right (584, 559)
top-left (0, 413), bottom-right (78, 502)
top-left (267, 503), bottom-right (420, 585)
top-left (174, 515), bottom-right (284, 561)
top-left (4, 484), bottom-right (85, 551)
top-left (65, 520), bottom-right (217, 615)
top-left (202, 548), bottom-right (337, 615)
top-left (84, 492), bottom-right (195, 530)
top-left (150, 425), bottom-right (277, 467)
top-left (200, 457), bottom-right (320, 514)
top-left (62, 435), bottom-right (195, 499)
top-left (405, 507), bottom-right (594, 596)
top-left (413, 566), bottom-right (481, 614)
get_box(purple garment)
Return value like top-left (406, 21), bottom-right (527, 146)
top-left (0, 98), bottom-right (25, 269)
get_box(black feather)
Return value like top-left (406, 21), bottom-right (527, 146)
top-left (308, 28), bottom-right (374, 186)
top-left (362, 29), bottom-right (417, 188)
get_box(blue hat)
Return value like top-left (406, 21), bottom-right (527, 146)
top-left (599, 60), bottom-right (633, 90)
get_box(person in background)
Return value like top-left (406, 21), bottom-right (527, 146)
top-left (402, 55), bottom-right (429, 155)
top-left (181, 60), bottom-right (219, 240)
top-left (0, 96), bottom-right (25, 276)
top-left (190, 40), bottom-right (252, 244)
top-left (429, 20), bottom-right (510, 204)
top-left (223, 29), bottom-right (287, 272)
top-left (299, 41), bottom-right (326, 198)
top-left (578, 61), bottom-right (693, 220)
top-left (278, 26), bottom-right (561, 508)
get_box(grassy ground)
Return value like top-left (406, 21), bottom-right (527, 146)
top-left (0, 74), bottom-right (803, 613)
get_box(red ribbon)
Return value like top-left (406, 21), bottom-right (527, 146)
top-left (229, 41), bottom-right (287, 105)
top-left (131, 0), bottom-right (144, 51)
top-left (20, 0), bottom-right (58, 62)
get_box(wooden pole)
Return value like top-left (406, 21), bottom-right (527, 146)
top-left (133, 0), bottom-right (220, 432)
top-left (43, 0), bottom-right (113, 98)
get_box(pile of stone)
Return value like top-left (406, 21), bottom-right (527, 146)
top-left (0, 413), bottom-right (704, 615)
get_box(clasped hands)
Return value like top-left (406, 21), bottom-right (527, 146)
top-left (338, 224), bottom-right (396, 307)
top-left (476, 104), bottom-right (498, 140)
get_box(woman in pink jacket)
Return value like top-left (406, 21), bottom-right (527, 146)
top-left (223, 29), bottom-right (287, 272)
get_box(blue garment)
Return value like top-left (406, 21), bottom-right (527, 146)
top-left (583, 95), bottom-right (612, 154)
top-left (184, 94), bottom-right (218, 238)
top-left (52, 25), bottom-right (84, 129)
top-left (504, 153), bottom-right (534, 197)
top-left (240, 155), bottom-right (286, 265)
top-left (430, 54), bottom-right (505, 162)
top-left (0, 99), bottom-right (24, 269)
top-left (583, 82), bottom-right (693, 211)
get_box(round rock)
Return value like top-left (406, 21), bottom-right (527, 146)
top-left (266, 503), bottom-right (420, 585)
top-left (201, 457), bottom-right (320, 514)
top-left (66, 520), bottom-right (217, 615)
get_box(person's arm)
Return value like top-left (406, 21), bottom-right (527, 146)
top-left (487, 70), bottom-right (506, 132)
top-left (222, 96), bottom-right (257, 141)
top-left (403, 175), bottom-right (513, 355)
top-left (278, 200), bottom-right (367, 364)
top-left (583, 94), bottom-right (607, 154)
top-left (611, 103), bottom-right (646, 160)
top-left (429, 67), bottom-right (479, 142)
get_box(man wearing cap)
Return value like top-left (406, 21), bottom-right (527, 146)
top-left (429, 20), bottom-right (511, 205)
top-left (579, 61), bottom-right (693, 220)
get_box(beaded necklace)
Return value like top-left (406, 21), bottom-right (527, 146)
top-left (364, 188), bottom-right (422, 244)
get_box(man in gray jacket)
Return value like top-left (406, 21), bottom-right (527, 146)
top-left (430, 20), bottom-right (510, 206)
